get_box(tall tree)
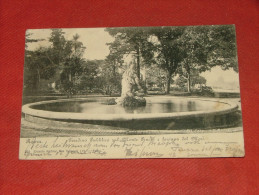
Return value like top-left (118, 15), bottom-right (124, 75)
top-left (106, 38), bottom-right (125, 77)
top-left (207, 25), bottom-right (238, 72)
top-left (178, 25), bottom-right (238, 92)
top-left (25, 30), bottom-right (86, 96)
top-left (105, 27), bottom-right (155, 80)
top-left (98, 59), bottom-right (122, 95)
top-left (47, 29), bottom-right (67, 66)
top-left (24, 47), bottom-right (56, 91)
top-left (59, 34), bottom-right (86, 97)
top-left (145, 64), bottom-right (167, 91)
top-left (177, 26), bottom-right (209, 92)
top-left (151, 26), bottom-right (186, 94)
top-left (24, 32), bottom-right (46, 92)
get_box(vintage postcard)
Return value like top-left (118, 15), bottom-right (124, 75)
top-left (19, 25), bottom-right (244, 159)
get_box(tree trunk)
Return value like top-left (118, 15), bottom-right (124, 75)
top-left (166, 71), bottom-right (172, 94)
top-left (187, 73), bottom-right (191, 92)
top-left (142, 65), bottom-right (147, 94)
top-left (36, 68), bottom-right (41, 91)
top-left (68, 72), bottom-right (73, 98)
top-left (113, 60), bottom-right (116, 76)
top-left (136, 47), bottom-right (140, 79)
top-left (68, 72), bottom-right (72, 82)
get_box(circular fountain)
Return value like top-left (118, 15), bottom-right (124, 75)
top-left (22, 96), bottom-right (240, 131)
top-left (21, 59), bottom-right (241, 134)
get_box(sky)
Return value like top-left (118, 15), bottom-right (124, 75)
top-left (26, 28), bottom-right (240, 92)
top-left (201, 67), bottom-right (240, 92)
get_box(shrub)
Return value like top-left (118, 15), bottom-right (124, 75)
top-left (122, 96), bottom-right (146, 107)
top-left (192, 86), bottom-right (214, 97)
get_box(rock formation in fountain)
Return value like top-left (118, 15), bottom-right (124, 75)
top-left (115, 60), bottom-right (146, 107)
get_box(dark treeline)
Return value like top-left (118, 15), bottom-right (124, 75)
top-left (23, 25), bottom-right (238, 97)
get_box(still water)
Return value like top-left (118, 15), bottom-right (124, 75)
top-left (31, 97), bottom-right (227, 114)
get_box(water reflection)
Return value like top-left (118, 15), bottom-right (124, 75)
top-left (31, 98), bottom-right (227, 114)
top-left (33, 101), bottom-right (84, 112)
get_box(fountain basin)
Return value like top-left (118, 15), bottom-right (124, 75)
top-left (22, 96), bottom-right (240, 130)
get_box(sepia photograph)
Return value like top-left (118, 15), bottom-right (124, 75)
top-left (19, 25), bottom-right (244, 159)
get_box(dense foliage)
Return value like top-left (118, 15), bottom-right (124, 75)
top-left (24, 25), bottom-right (238, 97)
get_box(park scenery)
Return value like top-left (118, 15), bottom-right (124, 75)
top-left (21, 25), bottom-right (243, 137)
